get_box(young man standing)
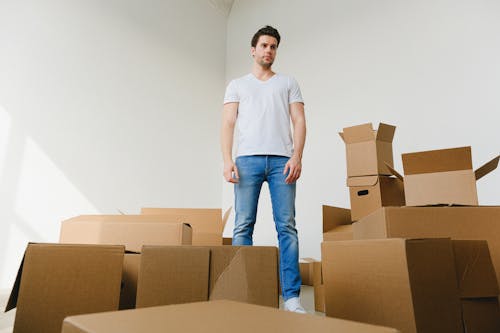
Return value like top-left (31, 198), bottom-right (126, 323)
top-left (221, 26), bottom-right (306, 313)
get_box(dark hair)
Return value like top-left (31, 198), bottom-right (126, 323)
top-left (251, 25), bottom-right (281, 48)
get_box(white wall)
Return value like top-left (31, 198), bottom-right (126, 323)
top-left (224, 0), bottom-right (500, 259)
top-left (0, 0), bottom-right (227, 289)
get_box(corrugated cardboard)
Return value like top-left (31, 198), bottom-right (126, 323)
top-left (59, 215), bottom-right (192, 252)
top-left (134, 245), bottom-right (279, 309)
top-left (62, 300), bottom-right (400, 333)
top-left (452, 240), bottom-right (499, 298)
top-left (339, 122), bottom-right (396, 177)
top-left (322, 239), bottom-right (462, 333)
top-left (461, 298), bottom-right (500, 333)
top-left (347, 176), bottom-right (405, 221)
top-left (299, 258), bottom-right (316, 286)
top-left (387, 146), bottom-right (499, 206)
top-left (6, 243), bottom-right (124, 333)
top-left (208, 246), bottom-right (279, 307)
top-left (352, 206), bottom-right (500, 286)
top-left (140, 207), bottom-right (232, 245)
top-left (136, 246), bottom-right (210, 308)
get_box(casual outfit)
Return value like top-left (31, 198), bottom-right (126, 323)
top-left (223, 73), bottom-right (304, 304)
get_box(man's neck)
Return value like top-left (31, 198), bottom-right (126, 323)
top-left (252, 64), bottom-right (275, 81)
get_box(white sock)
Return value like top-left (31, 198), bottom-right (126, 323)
top-left (284, 297), bottom-right (306, 314)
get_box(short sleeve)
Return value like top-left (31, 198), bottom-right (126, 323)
top-left (288, 76), bottom-right (304, 105)
top-left (223, 80), bottom-right (239, 104)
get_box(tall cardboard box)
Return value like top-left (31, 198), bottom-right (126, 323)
top-left (5, 244), bottom-right (124, 333)
top-left (134, 245), bottom-right (279, 309)
top-left (352, 206), bottom-right (500, 286)
top-left (141, 207), bottom-right (232, 245)
top-left (387, 146), bottom-right (499, 206)
top-left (62, 300), bottom-right (400, 333)
top-left (299, 258), bottom-right (316, 286)
top-left (339, 122), bottom-right (396, 177)
top-left (322, 205), bottom-right (353, 240)
top-left (322, 239), bottom-right (463, 333)
top-left (59, 215), bottom-right (192, 252)
top-left (347, 176), bottom-right (405, 221)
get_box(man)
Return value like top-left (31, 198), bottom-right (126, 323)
top-left (221, 25), bottom-right (306, 313)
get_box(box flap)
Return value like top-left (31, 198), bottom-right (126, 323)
top-left (322, 205), bottom-right (351, 233)
top-left (347, 176), bottom-right (379, 187)
top-left (452, 241), bottom-right (499, 298)
top-left (222, 206), bottom-right (232, 230)
top-left (342, 123), bottom-right (375, 143)
top-left (5, 245), bottom-right (27, 312)
top-left (209, 246), bottom-right (279, 308)
top-left (402, 146), bottom-right (473, 175)
top-left (384, 163), bottom-right (404, 181)
top-left (376, 123), bottom-right (396, 142)
top-left (475, 155), bottom-right (499, 181)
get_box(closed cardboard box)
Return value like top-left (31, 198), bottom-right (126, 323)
top-left (62, 300), bottom-right (400, 333)
top-left (299, 258), bottom-right (316, 286)
top-left (347, 176), bottom-right (405, 221)
top-left (322, 238), bottom-right (462, 333)
top-left (141, 207), bottom-right (232, 245)
top-left (339, 122), bottom-right (396, 177)
top-left (5, 244), bottom-right (124, 333)
top-left (135, 245), bottom-right (279, 309)
top-left (60, 215), bottom-right (192, 251)
top-left (353, 206), bottom-right (500, 287)
top-left (387, 146), bottom-right (498, 206)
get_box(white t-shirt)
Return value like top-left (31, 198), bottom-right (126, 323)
top-left (223, 73), bottom-right (304, 158)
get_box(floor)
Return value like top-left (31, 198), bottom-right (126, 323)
top-left (0, 286), bottom-right (321, 332)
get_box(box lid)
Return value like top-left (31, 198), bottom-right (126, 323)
top-left (339, 123), bottom-right (395, 144)
top-left (347, 175), bottom-right (379, 187)
top-left (322, 205), bottom-right (351, 233)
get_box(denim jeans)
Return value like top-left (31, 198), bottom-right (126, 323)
top-left (232, 155), bottom-right (301, 300)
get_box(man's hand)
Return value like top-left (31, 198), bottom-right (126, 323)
top-left (223, 160), bottom-right (239, 183)
top-left (284, 155), bottom-right (302, 184)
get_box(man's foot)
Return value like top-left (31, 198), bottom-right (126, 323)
top-left (284, 297), bottom-right (307, 314)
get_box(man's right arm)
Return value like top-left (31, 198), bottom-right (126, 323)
top-left (221, 102), bottom-right (239, 183)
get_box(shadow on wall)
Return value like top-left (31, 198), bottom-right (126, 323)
top-left (0, 106), bottom-right (99, 289)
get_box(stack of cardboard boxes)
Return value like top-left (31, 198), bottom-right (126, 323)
top-left (317, 122), bottom-right (500, 332)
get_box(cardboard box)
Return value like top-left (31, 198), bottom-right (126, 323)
top-left (60, 215), bottom-right (192, 252)
top-left (347, 176), bottom-right (405, 221)
top-left (339, 122), bottom-right (396, 177)
top-left (461, 298), bottom-right (500, 333)
top-left (352, 206), bottom-right (500, 286)
top-left (135, 245), bottom-right (279, 309)
top-left (322, 238), bottom-right (463, 333)
top-left (387, 146), bottom-right (499, 206)
top-left (299, 258), bottom-right (316, 286)
top-left (141, 207), bottom-right (232, 245)
top-left (62, 300), bottom-right (400, 333)
top-left (322, 205), bottom-right (352, 240)
top-left (222, 237), bottom-right (232, 245)
top-left (5, 243), bottom-right (124, 333)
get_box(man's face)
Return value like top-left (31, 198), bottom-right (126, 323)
top-left (251, 35), bottom-right (278, 68)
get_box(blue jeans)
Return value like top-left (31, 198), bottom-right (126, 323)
top-left (232, 155), bottom-right (301, 300)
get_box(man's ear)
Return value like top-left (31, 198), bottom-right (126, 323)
top-left (250, 47), bottom-right (255, 57)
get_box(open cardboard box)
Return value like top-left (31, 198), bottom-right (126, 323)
top-left (339, 122), bottom-right (396, 177)
top-left (5, 243), bottom-right (125, 333)
top-left (322, 205), bottom-right (353, 240)
top-left (386, 146), bottom-right (499, 206)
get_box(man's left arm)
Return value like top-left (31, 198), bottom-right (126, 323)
top-left (284, 102), bottom-right (306, 184)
